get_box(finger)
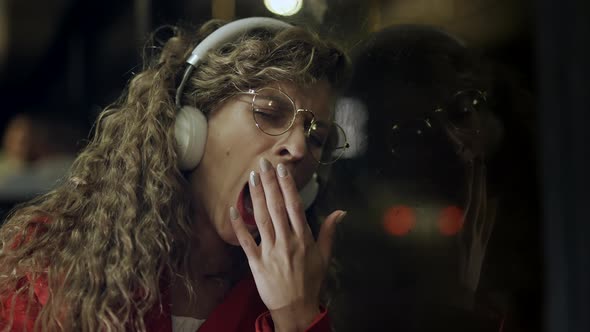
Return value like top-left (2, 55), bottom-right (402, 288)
top-left (229, 206), bottom-right (260, 259)
top-left (317, 210), bottom-right (346, 263)
top-left (248, 170), bottom-right (275, 244)
top-left (258, 158), bottom-right (291, 241)
top-left (276, 163), bottom-right (310, 240)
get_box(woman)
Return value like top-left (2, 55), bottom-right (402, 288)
top-left (0, 17), bottom-right (350, 331)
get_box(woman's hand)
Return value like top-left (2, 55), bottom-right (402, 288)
top-left (229, 157), bottom-right (346, 332)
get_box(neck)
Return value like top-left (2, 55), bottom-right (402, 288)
top-left (186, 202), bottom-right (246, 281)
top-left (190, 209), bottom-right (227, 274)
top-left (169, 204), bottom-right (246, 319)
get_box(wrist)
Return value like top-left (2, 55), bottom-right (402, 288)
top-left (270, 302), bottom-right (321, 332)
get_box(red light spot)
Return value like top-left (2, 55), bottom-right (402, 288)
top-left (437, 205), bottom-right (464, 236)
top-left (383, 205), bottom-right (416, 236)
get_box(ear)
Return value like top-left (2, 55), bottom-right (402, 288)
top-left (175, 106), bottom-right (208, 170)
top-left (299, 173), bottom-right (319, 210)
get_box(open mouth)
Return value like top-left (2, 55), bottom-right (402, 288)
top-left (237, 183), bottom-right (257, 227)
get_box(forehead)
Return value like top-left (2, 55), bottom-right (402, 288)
top-left (268, 80), bottom-right (335, 122)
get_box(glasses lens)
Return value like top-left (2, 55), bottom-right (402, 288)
top-left (387, 118), bottom-right (436, 160)
top-left (310, 122), bottom-right (349, 165)
top-left (252, 88), bottom-right (295, 135)
top-left (445, 90), bottom-right (486, 129)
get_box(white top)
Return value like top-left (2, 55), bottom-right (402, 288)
top-left (171, 315), bottom-right (206, 332)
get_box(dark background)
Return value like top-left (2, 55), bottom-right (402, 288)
top-left (0, 0), bottom-right (535, 131)
top-left (0, 1), bottom-right (587, 331)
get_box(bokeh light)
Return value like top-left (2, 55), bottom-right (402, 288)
top-left (264, 0), bottom-right (303, 16)
top-left (437, 205), bottom-right (464, 236)
top-left (383, 205), bottom-right (416, 236)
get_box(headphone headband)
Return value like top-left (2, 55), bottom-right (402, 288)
top-left (175, 17), bottom-right (292, 107)
top-left (187, 17), bottom-right (292, 67)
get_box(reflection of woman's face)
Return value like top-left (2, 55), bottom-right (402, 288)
top-left (188, 80), bottom-right (335, 245)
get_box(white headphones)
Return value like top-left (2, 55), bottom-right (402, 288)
top-left (173, 17), bottom-right (319, 210)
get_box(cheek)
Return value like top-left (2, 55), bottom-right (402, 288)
top-left (209, 119), bottom-right (257, 155)
top-left (202, 128), bottom-right (241, 167)
top-left (219, 221), bottom-right (240, 245)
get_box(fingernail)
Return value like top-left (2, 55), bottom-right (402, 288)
top-left (230, 206), bottom-right (240, 220)
top-left (277, 163), bottom-right (288, 178)
top-left (336, 211), bottom-right (347, 223)
top-left (259, 158), bottom-right (272, 173)
top-left (250, 171), bottom-right (259, 186)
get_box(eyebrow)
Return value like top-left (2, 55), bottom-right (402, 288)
top-left (256, 95), bottom-right (290, 106)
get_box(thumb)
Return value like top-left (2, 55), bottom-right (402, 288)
top-left (317, 210), bottom-right (347, 263)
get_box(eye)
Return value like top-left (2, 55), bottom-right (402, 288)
top-left (253, 107), bottom-right (281, 118)
top-left (254, 95), bottom-right (291, 112)
top-left (307, 124), bottom-right (328, 148)
top-left (308, 132), bottom-right (326, 147)
top-left (253, 97), bottom-right (292, 118)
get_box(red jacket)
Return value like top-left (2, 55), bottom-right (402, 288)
top-left (146, 275), bottom-right (330, 332)
top-left (1, 272), bottom-right (330, 332)
top-left (1, 220), bottom-right (331, 331)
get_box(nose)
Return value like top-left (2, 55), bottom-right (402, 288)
top-left (276, 116), bottom-right (309, 162)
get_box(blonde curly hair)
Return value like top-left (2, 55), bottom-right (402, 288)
top-left (0, 19), bottom-right (349, 331)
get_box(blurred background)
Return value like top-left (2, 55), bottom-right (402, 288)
top-left (0, 0), bottom-right (534, 131)
top-left (0, 0), bottom-right (588, 331)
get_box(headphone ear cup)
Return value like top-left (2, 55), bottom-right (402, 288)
top-left (299, 173), bottom-right (319, 210)
top-left (175, 106), bottom-right (208, 170)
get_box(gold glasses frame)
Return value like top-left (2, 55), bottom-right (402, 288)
top-left (237, 87), bottom-right (349, 165)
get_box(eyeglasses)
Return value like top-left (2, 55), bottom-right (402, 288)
top-left (238, 87), bottom-right (350, 165)
top-left (434, 89), bottom-right (487, 134)
top-left (388, 89), bottom-right (487, 159)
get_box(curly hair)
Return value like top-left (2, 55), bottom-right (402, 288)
top-left (0, 19), bottom-right (349, 331)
